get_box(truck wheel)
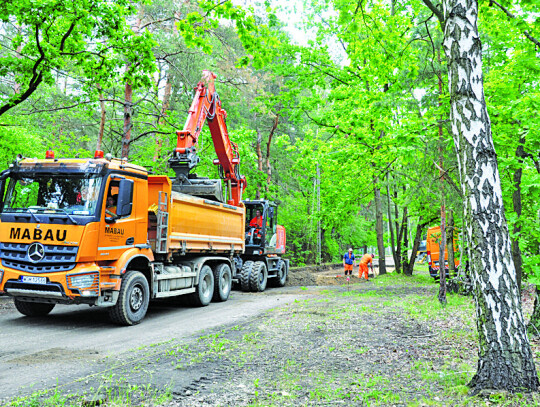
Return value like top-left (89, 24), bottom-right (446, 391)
top-left (250, 261), bottom-right (268, 292)
top-left (109, 270), bottom-right (150, 326)
top-left (212, 263), bottom-right (232, 302)
top-left (240, 261), bottom-right (254, 292)
top-left (275, 259), bottom-right (287, 287)
top-left (189, 265), bottom-right (214, 306)
top-left (14, 299), bottom-right (55, 317)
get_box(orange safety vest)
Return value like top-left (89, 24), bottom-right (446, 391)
top-left (250, 216), bottom-right (262, 228)
top-left (360, 254), bottom-right (373, 265)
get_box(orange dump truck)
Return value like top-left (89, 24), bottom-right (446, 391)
top-left (426, 225), bottom-right (460, 279)
top-left (0, 154), bottom-right (245, 325)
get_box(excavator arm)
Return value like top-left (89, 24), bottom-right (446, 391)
top-left (169, 70), bottom-right (247, 206)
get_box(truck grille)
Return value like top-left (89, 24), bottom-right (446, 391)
top-left (0, 243), bottom-right (78, 273)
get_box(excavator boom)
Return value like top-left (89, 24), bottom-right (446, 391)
top-left (169, 70), bottom-right (246, 206)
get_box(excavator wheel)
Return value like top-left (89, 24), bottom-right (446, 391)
top-left (250, 261), bottom-right (268, 292)
top-left (273, 259), bottom-right (287, 287)
top-left (240, 261), bottom-right (254, 292)
top-left (212, 263), bottom-right (232, 302)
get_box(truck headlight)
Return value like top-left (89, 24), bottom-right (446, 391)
top-left (67, 272), bottom-right (99, 295)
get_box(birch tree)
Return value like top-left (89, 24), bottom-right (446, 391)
top-left (423, 0), bottom-right (539, 393)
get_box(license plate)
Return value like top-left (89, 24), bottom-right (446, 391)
top-left (21, 276), bottom-right (47, 284)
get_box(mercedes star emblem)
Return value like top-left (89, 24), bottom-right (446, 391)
top-left (28, 242), bottom-right (45, 263)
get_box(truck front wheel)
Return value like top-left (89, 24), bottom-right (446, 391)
top-left (212, 263), bottom-right (232, 302)
top-left (109, 270), bottom-right (150, 326)
top-left (14, 299), bottom-right (55, 317)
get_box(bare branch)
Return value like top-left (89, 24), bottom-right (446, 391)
top-left (489, 0), bottom-right (540, 48)
top-left (421, 0), bottom-right (444, 24)
top-left (433, 161), bottom-right (463, 198)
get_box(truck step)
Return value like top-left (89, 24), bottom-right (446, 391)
top-left (154, 287), bottom-right (196, 298)
top-left (155, 272), bottom-right (197, 280)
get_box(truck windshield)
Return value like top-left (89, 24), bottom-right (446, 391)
top-left (2, 173), bottom-right (103, 216)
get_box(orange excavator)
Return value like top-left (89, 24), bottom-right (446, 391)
top-left (168, 70), bottom-right (247, 207)
top-left (170, 71), bottom-right (288, 292)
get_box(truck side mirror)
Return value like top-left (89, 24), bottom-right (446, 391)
top-left (268, 207), bottom-right (274, 219)
top-left (116, 179), bottom-right (134, 217)
top-left (0, 170), bottom-right (9, 212)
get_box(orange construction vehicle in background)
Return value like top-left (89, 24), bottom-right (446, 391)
top-left (0, 71), bottom-right (288, 325)
top-left (426, 225), bottom-right (460, 279)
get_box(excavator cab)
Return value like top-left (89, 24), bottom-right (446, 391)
top-left (244, 200), bottom-right (285, 256)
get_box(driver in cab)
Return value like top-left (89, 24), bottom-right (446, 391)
top-left (106, 194), bottom-right (117, 216)
top-left (249, 210), bottom-right (262, 228)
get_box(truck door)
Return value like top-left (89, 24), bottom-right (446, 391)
top-left (98, 177), bottom-right (137, 261)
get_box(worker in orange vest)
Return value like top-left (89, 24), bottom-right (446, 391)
top-left (359, 253), bottom-right (374, 280)
top-left (249, 210), bottom-right (263, 228)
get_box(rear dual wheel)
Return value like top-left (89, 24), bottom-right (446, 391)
top-left (189, 265), bottom-right (214, 306)
top-left (212, 263), bottom-right (232, 302)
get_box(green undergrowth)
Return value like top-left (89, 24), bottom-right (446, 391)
top-left (5, 381), bottom-right (172, 407)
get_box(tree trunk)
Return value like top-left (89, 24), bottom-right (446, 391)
top-left (122, 80), bottom-right (133, 159)
top-left (96, 84), bottom-right (106, 151)
top-left (374, 176), bottom-right (386, 275)
top-left (13, 41), bottom-right (23, 94)
top-left (255, 127), bottom-right (263, 200)
top-left (528, 286), bottom-right (540, 337)
top-left (386, 175), bottom-right (398, 269)
top-left (447, 209), bottom-right (456, 275)
top-left (395, 206), bottom-right (407, 274)
top-left (154, 75), bottom-right (172, 162)
top-left (512, 137), bottom-right (526, 291)
top-left (442, 0), bottom-right (538, 392)
top-left (405, 215), bottom-right (438, 275)
top-left (438, 209), bottom-right (447, 306)
top-left (405, 220), bottom-right (424, 276)
top-left (394, 188), bottom-right (400, 266)
top-left (400, 208), bottom-right (408, 273)
top-left (265, 115), bottom-right (279, 197)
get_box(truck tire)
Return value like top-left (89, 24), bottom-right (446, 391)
top-left (250, 261), bottom-right (268, 292)
top-left (14, 299), bottom-right (55, 317)
top-left (189, 265), bottom-right (214, 306)
top-left (274, 259), bottom-right (287, 287)
top-left (240, 261), bottom-right (254, 292)
top-left (212, 263), bottom-right (232, 302)
top-left (109, 270), bottom-right (150, 326)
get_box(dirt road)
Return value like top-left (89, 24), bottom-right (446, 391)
top-left (8, 266), bottom-right (525, 407)
top-left (0, 286), bottom-right (315, 400)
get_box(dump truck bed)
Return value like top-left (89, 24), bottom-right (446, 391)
top-left (148, 176), bottom-right (245, 255)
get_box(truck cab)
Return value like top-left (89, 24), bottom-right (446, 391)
top-left (426, 226), bottom-right (460, 279)
top-left (0, 154), bottom-right (151, 318)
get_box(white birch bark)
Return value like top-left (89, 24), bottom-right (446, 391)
top-left (442, 0), bottom-right (538, 392)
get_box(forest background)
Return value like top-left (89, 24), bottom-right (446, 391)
top-left (0, 0), bottom-right (539, 282)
